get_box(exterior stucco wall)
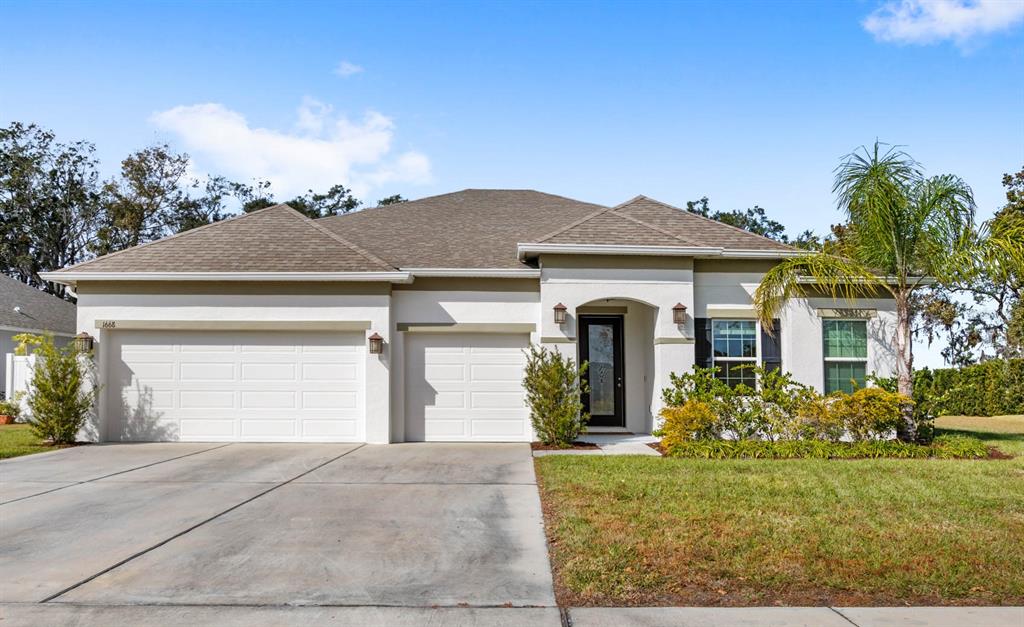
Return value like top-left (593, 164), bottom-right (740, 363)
top-left (69, 262), bottom-right (900, 443)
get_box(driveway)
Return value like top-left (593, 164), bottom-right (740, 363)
top-left (0, 442), bottom-right (555, 612)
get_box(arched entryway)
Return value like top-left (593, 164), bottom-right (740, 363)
top-left (574, 298), bottom-right (657, 433)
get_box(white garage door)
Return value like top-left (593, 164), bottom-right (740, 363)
top-left (109, 330), bottom-right (364, 442)
top-left (405, 333), bottom-right (530, 442)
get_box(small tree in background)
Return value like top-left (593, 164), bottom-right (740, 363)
top-left (16, 334), bottom-right (98, 444)
top-left (523, 345), bottom-right (589, 448)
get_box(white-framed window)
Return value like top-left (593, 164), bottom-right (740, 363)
top-left (712, 319), bottom-right (758, 388)
top-left (823, 319), bottom-right (868, 394)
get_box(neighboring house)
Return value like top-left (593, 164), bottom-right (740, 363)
top-left (40, 190), bottom-right (898, 443)
top-left (1, 275), bottom-right (78, 398)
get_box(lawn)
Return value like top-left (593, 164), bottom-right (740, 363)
top-left (535, 416), bottom-right (1024, 607)
top-left (0, 424), bottom-right (65, 459)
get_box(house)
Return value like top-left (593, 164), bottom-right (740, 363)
top-left (1, 275), bottom-right (77, 398)
top-left (40, 190), bottom-right (898, 443)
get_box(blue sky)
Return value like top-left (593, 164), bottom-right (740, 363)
top-left (2, 0), bottom-right (1023, 365)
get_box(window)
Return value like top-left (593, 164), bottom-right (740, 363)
top-left (712, 320), bottom-right (757, 388)
top-left (823, 320), bottom-right (867, 394)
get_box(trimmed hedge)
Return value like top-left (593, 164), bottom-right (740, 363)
top-left (916, 359), bottom-right (1024, 417)
top-left (661, 434), bottom-right (992, 460)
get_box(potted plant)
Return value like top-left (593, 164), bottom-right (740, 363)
top-left (0, 393), bottom-right (22, 425)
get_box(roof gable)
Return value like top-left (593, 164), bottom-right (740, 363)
top-left (57, 205), bottom-right (396, 274)
top-left (0, 275), bottom-right (77, 334)
top-left (611, 196), bottom-right (794, 252)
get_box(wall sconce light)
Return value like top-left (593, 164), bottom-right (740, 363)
top-left (74, 332), bottom-right (95, 353)
top-left (672, 303), bottom-right (688, 325)
top-left (368, 332), bottom-right (384, 354)
top-left (553, 303), bottom-right (568, 325)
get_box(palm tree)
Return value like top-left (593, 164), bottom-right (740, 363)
top-left (754, 142), bottom-right (1024, 441)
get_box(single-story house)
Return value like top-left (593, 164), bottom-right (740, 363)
top-left (41, 190), bottom-right (898, 443)
top-left (1, 274), bottom-right (78, 398)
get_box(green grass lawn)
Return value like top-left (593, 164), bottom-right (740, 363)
top-left (0, 424), bottom-right (66, 459)
top-left (535, 416), bottom-right (1024, 607)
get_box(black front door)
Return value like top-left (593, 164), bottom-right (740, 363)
top-left (578, 315), bottom-right (625, 428)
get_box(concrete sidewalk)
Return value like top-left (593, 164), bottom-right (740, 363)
top-left (569, 606), bottom-right (1024, 626)
top-left (2, 605), bottom-right (1021, 626)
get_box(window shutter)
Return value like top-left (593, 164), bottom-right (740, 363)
top-left (761, 320), bottom-right (782, 373)
top-left (694, 318), bottom-right (712, 369)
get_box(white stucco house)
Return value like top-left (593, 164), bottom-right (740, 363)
top-left (40, 190), bottom-right (898, 443)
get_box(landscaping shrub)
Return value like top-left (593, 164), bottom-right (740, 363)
top-left (660, 365), bottom-right (913, 444)
top-left (925, 360), bottom-right (1024, 417)
top-left (830, 387), bottom-right (909, 442)
top-left (655, 400), bottom-right (719, 449)
top-left (17, 334), bottom-right (98, 445)
top-left (523, 344), bottom-right (589, 448)
top-left (660, 436), bottom-right (991, 460)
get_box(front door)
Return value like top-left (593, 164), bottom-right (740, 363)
top-left (578, 315), bottom-right (625, 428)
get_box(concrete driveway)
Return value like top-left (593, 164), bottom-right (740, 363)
top-left (0, 442), bottom-right (555, 614)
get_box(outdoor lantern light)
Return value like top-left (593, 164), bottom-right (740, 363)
top-left (672, 303), bottom-right (688, 325)
top-left (553, 303), bottom-right (568, 325)
top-left (368, 332), bottom-right (384, 354)
top-left (74, 332), bottom-right (95, 353)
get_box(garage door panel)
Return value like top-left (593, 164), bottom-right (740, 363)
top-left (180, 419), bottom-right (234, 438)
top-left (406, 333), bottom-right (530, 442)
top-left (110, 330), bottom-right (365, 442)
top-left (179, 362), bottom-right (235, 381)
top-left (241, 363), bottom-right (297, 381)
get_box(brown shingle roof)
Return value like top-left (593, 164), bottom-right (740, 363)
top-left (50, 190), bottom-right (795, 276)
top-left (56, 205), bottom-right (395, 274)
top-left (318, 189), bottom-right (607, 269)
top-left (0, 275), bottom-right (77, 334)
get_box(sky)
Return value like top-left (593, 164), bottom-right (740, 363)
top-left (2, 0), bottom-right (1023, 367)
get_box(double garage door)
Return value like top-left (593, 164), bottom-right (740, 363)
top-left (110, 329), bottom-right (531, 442)
top-left (109, 330), bottom-right (365, 442)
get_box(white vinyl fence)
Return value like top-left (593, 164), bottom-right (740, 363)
top-left (4, 353), bottom-right (35, 413)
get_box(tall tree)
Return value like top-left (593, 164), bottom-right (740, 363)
top-left (0, 122), bottom-right (100, 298)
top-left (930, 166), bottom-right (1024, 361)
top-left (753, 142), bottom-right (1024, 441)
top-left (92, 145), bottom-right (192, 255)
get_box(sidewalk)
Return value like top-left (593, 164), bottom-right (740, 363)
top-left (568, 606), bottom-right (1024, 626)
top-left (2, 604), bottom-right (1021, 627)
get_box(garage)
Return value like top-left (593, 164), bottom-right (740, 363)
top-left (404, 333), bottom-right (530, 442)
top-left (108, 330), bottom-right (365, 442)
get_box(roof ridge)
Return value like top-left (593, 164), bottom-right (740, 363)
top-left (321, 189), bottom-right (608, 225)
top-left (296, 209), bottom-right (397, 271)
top-left (623, 195), bottom-right (797, 250)
top-left (58, 204), bottom-right (294, 273)
top-left (534, 204), bottom-right (617, 243)
top-left (613, 211), bottom-right (705, 247)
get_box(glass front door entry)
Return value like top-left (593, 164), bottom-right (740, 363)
top-left (578, 315), bottom-right (625, 428)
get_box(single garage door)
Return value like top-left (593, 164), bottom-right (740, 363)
top-left (109, 330), bottom-right (364, 442)
top-left (405, 333), bottom-right (530, 442)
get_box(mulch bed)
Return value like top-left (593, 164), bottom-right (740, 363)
top-left (531, 441), bottom-right (600, 451)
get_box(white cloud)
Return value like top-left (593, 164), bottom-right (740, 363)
top-left (334, 60), bottom-right (364, 77)
top-left (150, 101), bottom-right (431, 199)
top-left (863, 0), bottom-right (1024, 48)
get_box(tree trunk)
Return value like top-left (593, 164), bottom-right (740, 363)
top-left (894, 291), bottom-right (916, 441)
